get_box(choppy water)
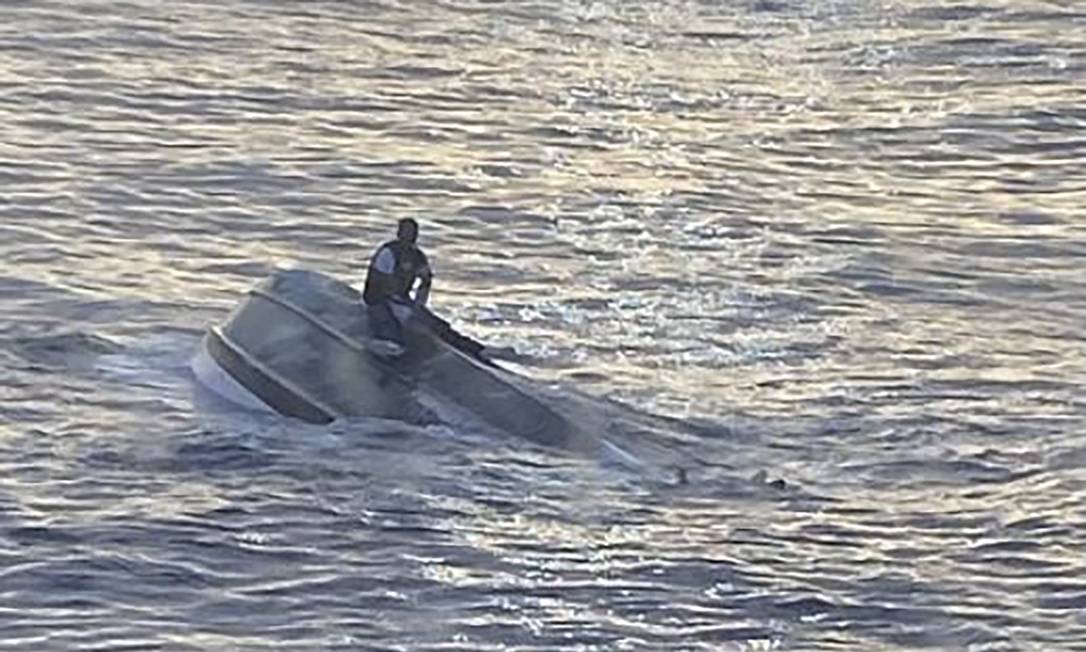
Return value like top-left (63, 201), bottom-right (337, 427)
top-left (1, 1), bottom-right (1084, 649)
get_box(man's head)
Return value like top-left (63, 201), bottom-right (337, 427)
top-left (397, 218), bottom-right (419, 245)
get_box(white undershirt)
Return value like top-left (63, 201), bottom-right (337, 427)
top-left (372, 246), bottom-right (396, 274)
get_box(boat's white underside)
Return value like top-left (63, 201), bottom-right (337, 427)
top-left (190, 340), bottom-right (276, 414)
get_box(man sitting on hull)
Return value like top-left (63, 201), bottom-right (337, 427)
top-left (362, 218), bottom-right (490, 360)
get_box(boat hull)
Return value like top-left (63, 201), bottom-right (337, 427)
top-left (192, 269), bottom-right (577, 447)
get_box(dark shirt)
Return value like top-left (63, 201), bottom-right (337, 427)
top-left (363, 239), bottom-right (431, 305)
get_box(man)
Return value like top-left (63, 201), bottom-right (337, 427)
top-left (363, 218), bottom-right (489, 360)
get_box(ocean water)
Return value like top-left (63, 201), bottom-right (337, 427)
top-left (1, 0), bottom-right (1084, 649)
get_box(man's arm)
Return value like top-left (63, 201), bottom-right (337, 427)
top-left (414, 263), bottom-right (432, 307)
top-left (367, 246), bottom-right (400, 299)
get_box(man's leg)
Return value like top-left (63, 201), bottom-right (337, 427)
top-left (366, 300), bottom-right (404, 346)
top-left (413, 305), bottom-right (486, 358)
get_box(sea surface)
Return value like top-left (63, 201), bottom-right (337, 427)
top-left (1, 1), bottom-right (1084, 650)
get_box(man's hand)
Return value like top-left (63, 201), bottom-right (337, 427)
top-left (414, 271), bottom-right (432, 307)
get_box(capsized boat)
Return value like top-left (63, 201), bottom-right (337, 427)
top-left (191, 269), bottom-right (581, 448)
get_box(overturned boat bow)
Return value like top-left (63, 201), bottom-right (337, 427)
top-left (192, 269), bottom-right (577, 447)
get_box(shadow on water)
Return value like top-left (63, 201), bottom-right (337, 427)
top-left (1, 330), bottom-right (123, 371)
